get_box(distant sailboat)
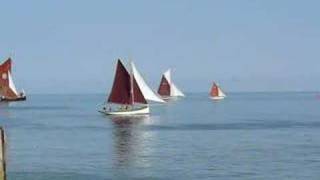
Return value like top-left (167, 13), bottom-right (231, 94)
top-left (158, 69), bottom-right (185, 99)
top-left (210, 82), bottom-right (226, 100)
top-left (0, 58), bottom-right (26, 102)
top-left (99, 59), bottom-right (163, 115)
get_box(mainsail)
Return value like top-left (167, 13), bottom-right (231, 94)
top-left (1, 58), bottom-right (11, 72)
top-left (130, 62), bottom-right (165, 103)
top-left (107, 59), bottom-right (147, 105)
top-left (0, 58), bottom-right (19, 98)
top-left (210, 82), bottom-right (226, 97)
top-left (158, 75), bottom-right (170, 96)
top-left (158, 69), bottom-right (185, 97)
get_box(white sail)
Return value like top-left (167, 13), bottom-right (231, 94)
top-left (8, 71), bottom-right (18, 96)
top-left (217, 86), bottom-right (226, 97)
top-left (131, 62), bottom-right (165, 103)
top-left (163, 69), bottom-right (172, 84)
top-left (163, 69), bottom-right (185, 97)
top-left (171, 83), bottom-right (185, 97)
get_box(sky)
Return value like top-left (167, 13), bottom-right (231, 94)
top-left (0, 0), bottom-right (319, 93)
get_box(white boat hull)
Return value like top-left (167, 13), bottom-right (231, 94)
top-left (210, 96), bottom-right (226, 100)
top-left (99, 106), bottom-right (150, 116)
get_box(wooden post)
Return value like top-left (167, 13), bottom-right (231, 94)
top-left (0, 127), bottom-right (6, 180)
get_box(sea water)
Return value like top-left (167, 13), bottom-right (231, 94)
top-left (0, 93), bottom-right (320, 179)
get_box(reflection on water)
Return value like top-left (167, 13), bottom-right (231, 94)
top-left (110, 115), bottom-right (155, 169)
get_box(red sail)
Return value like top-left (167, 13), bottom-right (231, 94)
top-left (210, 83), bottom-right (219, 97)
top-left (0, 58), bottom-right (12, 72)
top-left (0, 58), bottom-right (18, 98)
top-left (158, 75), bottom-right (170, 96)
top-left (108, 59), bottom-right (132, 104)
top-left (133, 77), bottom-right (147, 104)
top-left (107, 59), bottom-right (147, 105)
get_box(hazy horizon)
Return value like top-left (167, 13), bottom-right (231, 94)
top-left (21, 91), bottom-right (320, 96)
top-left (1, 0), bottom-right (320, 94)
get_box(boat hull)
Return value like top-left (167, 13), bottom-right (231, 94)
top-left (99, 106), bottom-right (150, 116)
top-left (0, 96), bottom-right (26, 102)
top-left (210, 96), bottom-right (225, 100)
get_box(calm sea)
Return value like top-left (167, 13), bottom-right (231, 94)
top-left (0, 92), bottom-right (320, 180)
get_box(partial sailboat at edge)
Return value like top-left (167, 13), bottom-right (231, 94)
top-left (99, 59), bottom-right (164, 116)
top-left (157, 69), bottom-right (185, 100)
top-left (210, 82), bottom-right (226, 100)
top-left (0, 58), bottom-right (26, 102)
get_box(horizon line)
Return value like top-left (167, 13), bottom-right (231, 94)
top-left (25, 90), bottom-right (320, 95)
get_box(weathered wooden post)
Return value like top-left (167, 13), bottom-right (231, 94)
top-left (0, 127), bottom-right (6, 180)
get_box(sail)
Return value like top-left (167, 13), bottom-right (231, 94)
top-left (171, 83), bottom-right (185, 97)
top-left (158, 69), bottom-right (184, 97)
top-left (165, 69), bottom-right (184, 97)
top-left (107, 59), bottom-right (147, 105)
top-left (163, 69), bottom-right (172, 84)
top-left (210, 82), bottom-right (226, 97)
top-left (218, 86), bottom-right (226, 97)
top-left (0, 58), bottom-right (12, 72)
top-left (132, 76), bottom-right (147, 104)
top-left (108, 59), bottom-right (133, 104)
top-left (210, 83), bottom-right (219, 97)
top-left (8, 71), bottom-right (19, 96)
top-left (0, 58), bottom-right (19, 98)
top-left (158, 75), bottom-right (170, 96)
top-left (131, 62), bottom-right (165, 103)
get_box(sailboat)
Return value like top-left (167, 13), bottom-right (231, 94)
top-left (210, 82), bottom-right (226, 100)
top-left (99, 59), bottom-right (164, 116)
top-left (157, 69), bottom-right (185, 99)
top-left (0, 58), bottom-right (26, 102)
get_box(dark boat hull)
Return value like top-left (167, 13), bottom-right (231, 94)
top-left (0, 96), bottom-right (26, 102)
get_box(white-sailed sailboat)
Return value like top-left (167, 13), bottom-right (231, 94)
top-left (157, 69), bottom-right (185, 99)
top-left (210, 82), bottom-right (226, 100)
top-left (99, 59), bottom-right (164, 116)
top-left (0, 58), bottom-right (26, 102)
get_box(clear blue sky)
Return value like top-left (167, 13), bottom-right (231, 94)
top-left (0, 0), bottom-right (319, 93)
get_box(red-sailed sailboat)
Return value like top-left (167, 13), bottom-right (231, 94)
top-left (99, 59), bottom-right (164, 115)
top-left (0, 58), bottom-right (26, 102)
top-left (210, 82), bottom-right (226, 100)
top-left (158, 69), bottom-right (185, 99)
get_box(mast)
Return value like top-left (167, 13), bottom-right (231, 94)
top-left (107, 59), bottom-right (147, 105)
top-left (129, 59), bottom-right (134, 105)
